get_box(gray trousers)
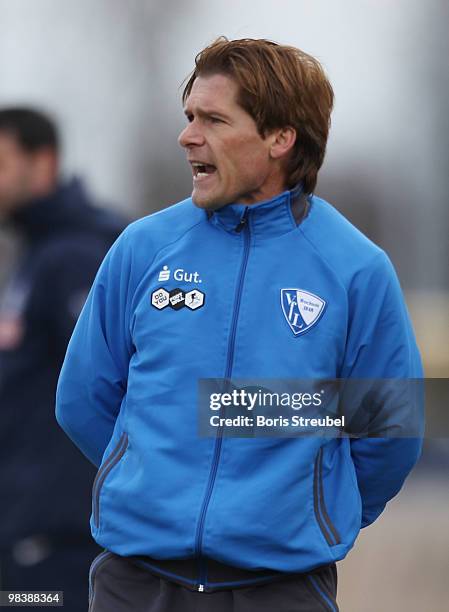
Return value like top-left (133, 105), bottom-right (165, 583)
top-left (88, 551), bottom-right (339, 612)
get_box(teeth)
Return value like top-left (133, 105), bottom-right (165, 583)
top-left (191, 161), bottom-right (216, 180)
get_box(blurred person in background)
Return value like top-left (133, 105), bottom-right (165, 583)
top-left (57, 39), bottom-right (423, 612)
top-left (0, 107), bottom-right (127, 609)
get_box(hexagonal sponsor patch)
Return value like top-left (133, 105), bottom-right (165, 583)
top-left (169, 288), bottom-right (185, 310)
top-left (151, 287), bottom-right (205, 312)
top-left (151, 288), bottom-right (170, 310)
top-left (185, 289), bottom-right (205, 310)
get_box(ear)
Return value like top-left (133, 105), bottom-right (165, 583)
top-left (30, 148), bottom-right (58, 193)
top-left (269, 127), bottom-right (296, 160)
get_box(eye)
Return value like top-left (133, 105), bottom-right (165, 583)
top-left (185, 113), bottom-right (194, 123)
top-left (210, 117), bottom-right (224, 124)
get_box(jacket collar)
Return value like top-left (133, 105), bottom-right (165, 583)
top-left (9, 176), bottom-right (91, 242)
top-left (208, 184), bottom-right (308, 239)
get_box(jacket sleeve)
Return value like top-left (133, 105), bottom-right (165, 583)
top-left (340, 252), bottom-right (424, 528)
top-left (28, 240), bottom-right (107, 360)
top-left (55, 229), bottom-right (134, 467)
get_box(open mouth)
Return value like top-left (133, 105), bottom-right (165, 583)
top-left (191, 162), bottom-right (217, 180)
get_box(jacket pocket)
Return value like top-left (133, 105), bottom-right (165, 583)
top-left (92, 432), bottom-right (129, 528)
top-left (313, 446), bottom-right (341, 546)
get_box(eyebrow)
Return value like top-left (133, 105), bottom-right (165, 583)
top-left (183, 107), bottom-right (231, 121)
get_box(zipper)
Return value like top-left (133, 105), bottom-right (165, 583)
top-left (194, 206), bottom-right (251, 588)
top-left (234, 206), bottom-right (249, 233)
top-left (93, 432), bottom-right (129, 527)
top-left (313, 447), bottom-right (341, 546)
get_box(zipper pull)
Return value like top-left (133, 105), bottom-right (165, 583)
top-left (235, 207), bottom-right (249, 233)
top-left (198, 584), bottom-right (205, 592)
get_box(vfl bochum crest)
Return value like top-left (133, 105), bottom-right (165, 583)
top-left (281, 289), bottom-right (326, 336)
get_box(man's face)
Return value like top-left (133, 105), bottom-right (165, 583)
top-left (178, 73), bottom-right (286, 210)
top-left (0, 133), bottom-right (36, 218)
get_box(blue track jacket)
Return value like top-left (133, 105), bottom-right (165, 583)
top-left (56, 188), bottom-right (423, 579)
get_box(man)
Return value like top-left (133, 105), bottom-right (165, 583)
top-left (56, 39), bottom-right (423, 611)
top-left (0, 108), bottom-right (126, 610)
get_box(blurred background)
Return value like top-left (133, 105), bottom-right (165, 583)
top-left (0, 1), bottom-right (448, 610)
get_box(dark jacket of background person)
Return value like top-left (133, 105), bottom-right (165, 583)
top-left (0, 176), bottom-right (126, 567)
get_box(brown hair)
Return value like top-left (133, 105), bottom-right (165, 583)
top-left (182, 37), bottom-right (334, 194)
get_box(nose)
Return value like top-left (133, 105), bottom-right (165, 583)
top-left (178, 120), bottom-right (205, 149)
